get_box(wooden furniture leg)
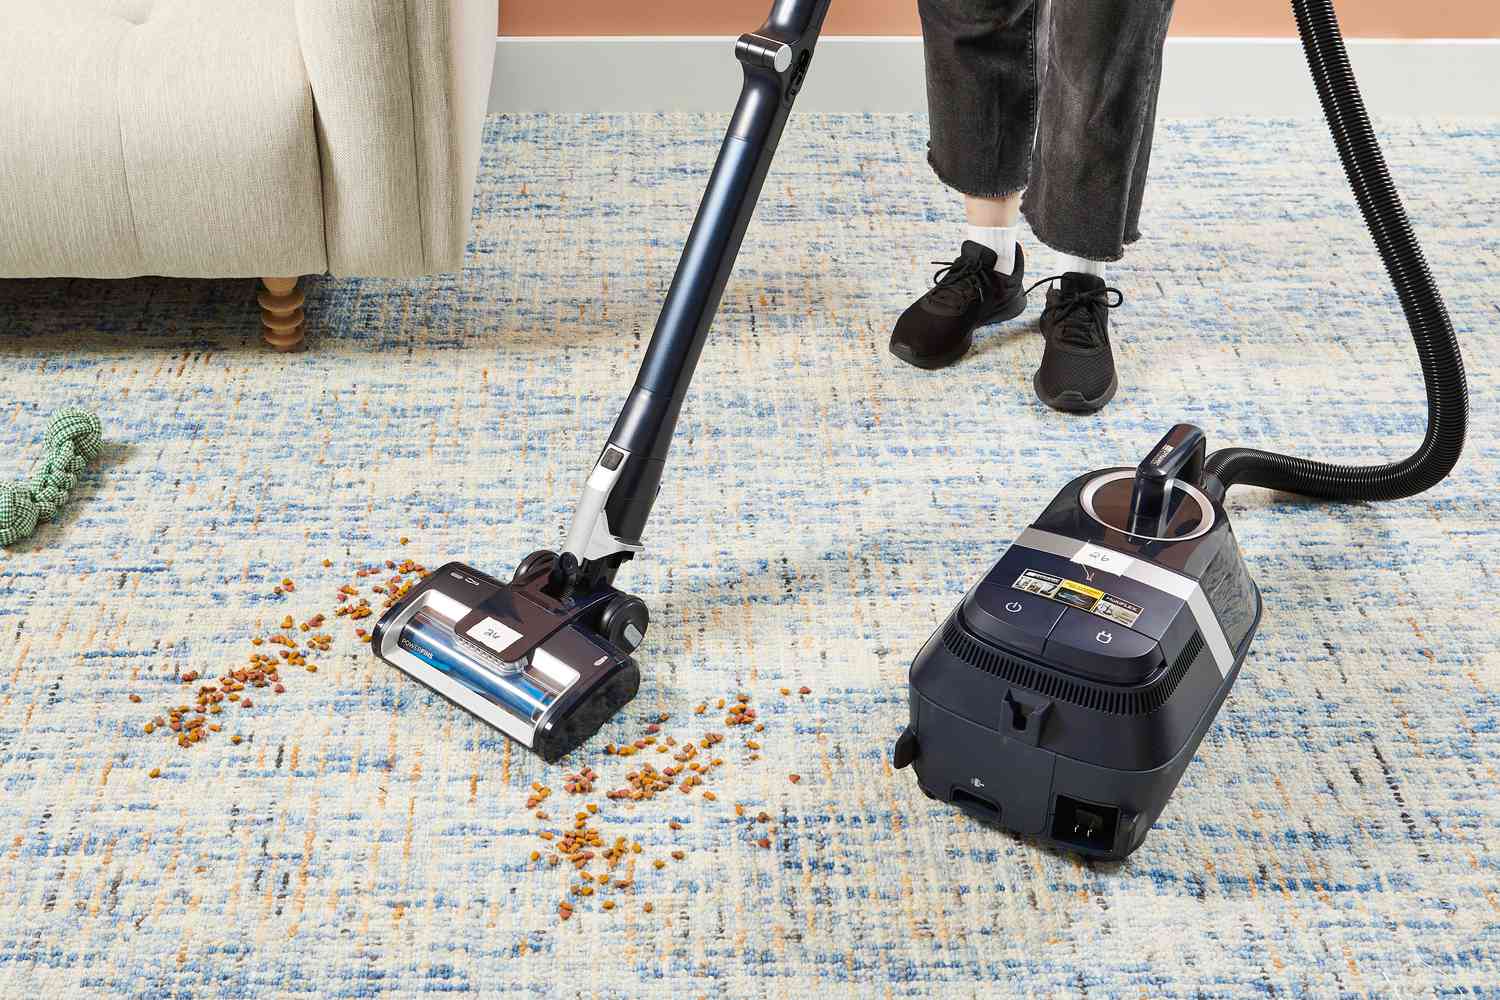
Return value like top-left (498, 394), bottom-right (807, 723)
top-left (258, 277), bottom-right (306, 351)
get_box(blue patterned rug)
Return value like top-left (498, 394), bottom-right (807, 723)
top-left (0, 114), bottom-right (1497, 998)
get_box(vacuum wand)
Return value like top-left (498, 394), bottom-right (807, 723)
top-left (371, 0), bottom-right (831, 763)
top-left (560, 0), bottom-right (833, 590)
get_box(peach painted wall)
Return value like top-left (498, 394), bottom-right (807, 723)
top-left (501, 1), bottom-right (1500, 38)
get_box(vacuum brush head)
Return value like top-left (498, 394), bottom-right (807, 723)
top-left (371, 558), bottom-right (642, 762)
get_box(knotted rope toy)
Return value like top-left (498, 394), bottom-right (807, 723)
top-left (0, 410), bottom-right (104, 547)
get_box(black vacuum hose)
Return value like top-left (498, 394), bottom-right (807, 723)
top-left (1203, 0), bottom-right (1468, 502)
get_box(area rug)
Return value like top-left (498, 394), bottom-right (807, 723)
top-left (0, 114), bottom-right (1496, 998)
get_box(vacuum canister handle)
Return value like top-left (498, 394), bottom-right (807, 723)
top-left (1128, 424), bottom-right (1207, 538)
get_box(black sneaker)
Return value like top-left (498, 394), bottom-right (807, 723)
top-left (1032, 272), bottom-right (1124, 413)
top-left (890, 241), bottom-right (1027, 370)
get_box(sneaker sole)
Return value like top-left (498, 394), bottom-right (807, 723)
top-left (1032, 370), bottom-right (1119, 414)
top-left (888, 290), bottom-right (1028, 371)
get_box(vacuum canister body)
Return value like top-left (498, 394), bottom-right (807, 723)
top-left (895, 466), bottom-right (1262, 860)
top-left (372, 563), bottom-right (640, 762)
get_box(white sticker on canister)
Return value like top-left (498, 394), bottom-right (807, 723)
top-left (1072, 543), bottom-right (1135, 577)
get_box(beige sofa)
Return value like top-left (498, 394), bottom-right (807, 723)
top-left (0, 0), bottom-right (496, 350)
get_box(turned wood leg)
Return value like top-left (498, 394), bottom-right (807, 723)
top-left (258, 276), bottom-right (306, 351)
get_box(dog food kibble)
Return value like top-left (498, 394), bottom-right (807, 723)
top-left (799, 686), bottom-right (812, 695)
top-left (148, 768), bottom-right (161, 779)
top-left (515, 689), bottom-right (818, 923)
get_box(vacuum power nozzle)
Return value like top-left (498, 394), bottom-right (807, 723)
top-left (372, 561), bottom-right (641, 762)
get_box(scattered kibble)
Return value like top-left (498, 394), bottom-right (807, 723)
top-left (799, 686), bottom-right (812, 695)
top-left (148, 768), bottom-right (161, 779)
top-left (643, 902), bottom-right (654, 913)
top-left (788, 774), bottom-right (801, 784)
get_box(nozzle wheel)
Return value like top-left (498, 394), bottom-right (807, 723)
top-left (598, 594), bottom-right (650, 654)
top-left (513, 550), bottom-right (558, 584)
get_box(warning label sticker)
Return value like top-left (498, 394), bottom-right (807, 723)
top-left (1012, 570), bottom-right (1143, 629)
top-left (1055, 579), bottom-right (1104, 612)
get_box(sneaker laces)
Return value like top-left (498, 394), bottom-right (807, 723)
top-left (1026, 275), bottom-right (1124, 348)
top-left (925, 255), bottom-right (991, 311)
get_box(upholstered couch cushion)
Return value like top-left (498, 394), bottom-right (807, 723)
top-left (0, 0), bottom-right (328, 280)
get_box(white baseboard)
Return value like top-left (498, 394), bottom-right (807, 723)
top-left (490, 36), bottom-right (1499, 117)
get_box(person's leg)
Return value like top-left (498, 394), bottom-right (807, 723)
top-left (890, 0), bottom-right (1039, 370)
top-left (1023, 0), bottom-right (1174, 263)
top-left (1023, 0), bottom-right (1175, 411)
top-left (964, 193), bottom-right (1022, 274)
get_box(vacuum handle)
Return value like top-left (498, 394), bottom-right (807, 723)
top-left (1128, 424), bottom-right (1207, 537)
top-left (591, 0), bottom-right (832, 554)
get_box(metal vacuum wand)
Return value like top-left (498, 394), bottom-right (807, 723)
top-left (558, 0), bottom-right (834, 592)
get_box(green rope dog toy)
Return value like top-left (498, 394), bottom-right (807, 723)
top-left (0, 410), bottom-right (104, 547)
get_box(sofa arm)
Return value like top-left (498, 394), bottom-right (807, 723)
top-left (294, 0), bottom-right (495, 277)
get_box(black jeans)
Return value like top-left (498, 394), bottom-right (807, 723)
top-left (918, 0), bottom-right (1175, 261)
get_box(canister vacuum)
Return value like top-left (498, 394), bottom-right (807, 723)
top-left (892, 1), bottom-right (1469, 859)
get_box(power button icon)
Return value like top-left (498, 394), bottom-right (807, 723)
top-left (1005, 601), bottom-right (1024, 614)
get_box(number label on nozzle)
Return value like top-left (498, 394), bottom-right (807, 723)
top-left (468, 617), bottom-right (525, 656)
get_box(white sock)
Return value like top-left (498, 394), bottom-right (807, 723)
top-left (1058, 254), bottom-right (1106, 279)
top-left (965, 224), bottom-right (1020, 275)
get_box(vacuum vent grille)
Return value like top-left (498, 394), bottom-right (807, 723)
top-left (941, 620), bottom-right (1204, 717)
